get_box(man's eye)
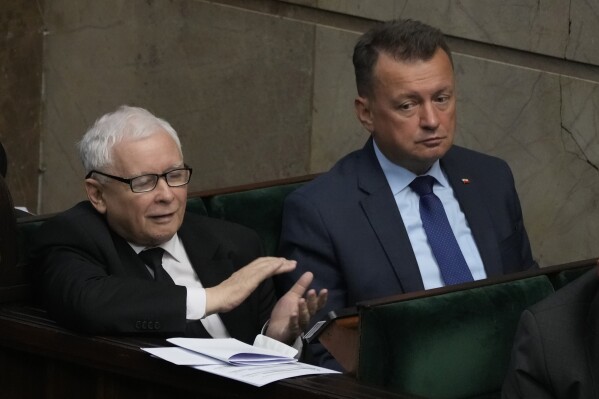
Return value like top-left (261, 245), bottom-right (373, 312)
top-left (168, 170), bottom-right (184, 179)
top-left (134, 175), bottom-right (155, 185)
top-left (398, 102), bottom-right (416, 111)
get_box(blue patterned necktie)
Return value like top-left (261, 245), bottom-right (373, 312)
top-left (139, 247), bottom-right (174, 284)
top-left (409, 175), bottom-right (474, 285)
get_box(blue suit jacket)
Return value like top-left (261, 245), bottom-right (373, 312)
top-left (277, 139), bottom-right (536, 365)
top-left (31, 201), bottom-right (275, 345)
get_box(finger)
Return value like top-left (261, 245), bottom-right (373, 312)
top-left (297, 298), bottom-right (311, 330)
top-left (287, 271), bottom-right (314, 297)
top-left (316, 289), bottom-right (328, 311)
top-left (270, 259), bottom-right (297, 275)
top-left (247, 256), bottom-right (285, 270)
top-left (305, 289), bottom-right (319, 316)
top-left (252, 257), bottom-right (296, 274)
top-left (287, 313), bottom-right (300, 337)
top-left (243, 258), bottom-right (295, 282)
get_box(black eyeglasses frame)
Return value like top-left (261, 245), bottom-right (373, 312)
top-left (85, 165), bottom-right (193, 193)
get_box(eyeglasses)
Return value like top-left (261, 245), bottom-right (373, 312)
top-left (86, 166), bottom-right (193, 193)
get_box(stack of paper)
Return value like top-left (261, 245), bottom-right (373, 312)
top-left (168, 337), bottom-right (296, 366)
top-left (142, 337), bottom-right (340, 387)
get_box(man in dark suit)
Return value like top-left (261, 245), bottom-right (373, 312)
top-left (277, 19), bottom-right (536, 367)
top-left (502, 264), bottom-right (599, 398)
top-left (32, 105), bottom-right (326, 346)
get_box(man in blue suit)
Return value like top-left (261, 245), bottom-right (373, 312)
top-left (277, 19), bottom-right (537, 368)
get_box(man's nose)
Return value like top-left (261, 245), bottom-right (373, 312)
top-left (153, 177), bottom-right (175, 201)
top-left (419, 102), bottom-right (440, 130)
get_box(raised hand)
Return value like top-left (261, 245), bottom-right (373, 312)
top-left (266, 271), bottom-right (328, 344)
top-left (205, 257), bottom-right (296, 315)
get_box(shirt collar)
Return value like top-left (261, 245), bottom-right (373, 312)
top-left (129, 233), bottom-right (182, 262)
top-left (373, 140), bottom-right (449, 195)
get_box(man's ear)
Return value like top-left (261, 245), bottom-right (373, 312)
top-left (355, 96), bottom-right (375, 133)
top-left (85, 178), bottom-right (107, 214)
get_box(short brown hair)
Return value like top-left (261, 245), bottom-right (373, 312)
top-left (353, 19), bottom-right (453, 97)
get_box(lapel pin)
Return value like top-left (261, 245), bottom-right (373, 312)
top-left (461, 178), bottom-right (470, 184)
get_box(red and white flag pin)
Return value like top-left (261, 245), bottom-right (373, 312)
top-left (461, 178), bottom-right (471, 184)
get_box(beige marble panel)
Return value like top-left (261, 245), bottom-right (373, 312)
top-left (567, 1), bottom-right (599, 65)
top-left (455, 54), bottom-right (599, 266)
top-left (42, 0), bottom-right (314, 213)
top-left (282, 0), bottom-right (396, 21)
top-left (399, 0), bottom-right (570, 61)
top-left (310, 25), bottom-right (365, 173)
top-left (281, 0), bottom-right (592, 64)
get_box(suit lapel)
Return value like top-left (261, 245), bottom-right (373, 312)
top-left (109, 229), bottom-right (155, 279)
top-left (178, 215), bottom-right (255, 343)
top-left (358, 139), bottom-right (425, 293)
top-left (440, 148), bottom-right (503, 278)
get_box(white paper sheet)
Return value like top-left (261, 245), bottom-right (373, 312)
top-left (141, 337), bottom-right (340, 386)
top-left (194, 362), bottom-right (340, 387)
top-left (166, 337), bottom-right (297, 365)
top-left (141, 347), bottom-right (225, 366)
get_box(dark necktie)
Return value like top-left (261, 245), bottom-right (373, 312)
top-left (409, 175), bottom-right (474, 285)
top-left (138, 247), bottom-right (174, 284)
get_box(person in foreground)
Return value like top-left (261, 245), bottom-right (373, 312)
top-left (502, 262), bottom-right (599, 398)
top-left (31, 105), bottom-right (327, 347)
top-left (277, 19), bottom-right (536, 367)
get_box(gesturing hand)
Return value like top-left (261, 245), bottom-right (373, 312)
top-left (266, 271), bottom-right (328, 344)
top-left (205, 257), bottom-right (296, 315)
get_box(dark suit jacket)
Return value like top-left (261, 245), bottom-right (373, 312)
top-left (31, 201), bottom-right (275, 345)
top-left (502, 269), bottom-right (599, 398)
top-left (277, 139), bottom-right (536, 365)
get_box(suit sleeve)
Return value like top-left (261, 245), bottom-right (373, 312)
top-left (277, 190), bottom-right (347, 369)
top-left (502, 310), bottom-right (556, 399)
top-left (278, 190), bottom-right (347, 317)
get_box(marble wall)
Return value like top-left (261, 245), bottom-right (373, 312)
top-left (0, 0), bottom-right (42, 213)
top-left (42, 0), bottom-right (315, 212)
top-left (1, 0), bottom-right (599, 267)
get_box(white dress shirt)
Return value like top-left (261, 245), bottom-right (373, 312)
top-left (130, 234), bottom-right (231, 338)
top-left (373, 142), bottom-right (487, 289)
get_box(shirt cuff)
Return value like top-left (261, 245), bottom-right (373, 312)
top-left (186, 287), bottom-right (206, 319)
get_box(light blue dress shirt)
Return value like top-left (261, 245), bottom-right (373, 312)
top-left (373, 142), bottom-right (487, 289)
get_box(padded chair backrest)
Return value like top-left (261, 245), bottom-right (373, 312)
top-left (0, 142), bottom-right (7, 178)
top-left (186, 197), bottom-right (208, 216)
top-left (205, 183), bottom-right (304, 255)
top-left (16, 218), bottom-right (44, 265)
top-left (0, 174), bottom-right (17, 271)
top-left (358, 276), bottom-right (555, 399)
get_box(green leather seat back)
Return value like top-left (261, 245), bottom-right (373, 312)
top-left (358, 276), bottom-right (555, 399)
top-left (17, 219), bottom-right (44, 266)
top-left (205, 183), bottom-right (303, 256)
top-left (186, 197), bottom-right (208, 216)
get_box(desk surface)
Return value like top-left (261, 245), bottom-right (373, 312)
top-left (0, 304), bottom-right (418, 399)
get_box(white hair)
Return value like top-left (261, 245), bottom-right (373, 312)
top-left (78, 105), bottom-right (182, 173)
